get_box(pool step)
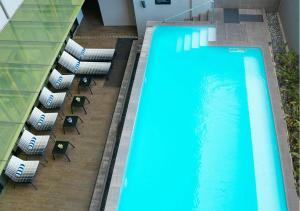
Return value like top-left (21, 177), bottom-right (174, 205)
top-left (208, 27), bottom-right (216, 42)
top-left (177, 27), bottom-right (216, 51)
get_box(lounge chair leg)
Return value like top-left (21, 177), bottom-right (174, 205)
top-left (67, 90), bottom-right (72, 98)
top-left (43, 155), bottom-right (48, 163)
top-left (82, 106), bottom-right (87, 114)
top-left (65, 154), bottom-right (71, 162)
top-left (75, 126), bottom-right (80, 135)
top-left (69, 142), bottom-right (75, 149)
top-left (31, 182), bottom-right (37, 190)
top-left (50, 136), bottom-right (55, 142)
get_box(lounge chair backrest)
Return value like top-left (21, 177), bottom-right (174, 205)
top-left (5, 156), bottom-right (39, 183)
top-left (49, 69), bottom-right (75, 90)
top-left (39, 87), bottom-right (66, 109)
top-left (18, 130), bottom-right (49, 155)
top-left (27, 107), bottom-right (58, 131)
top-left (65, 38), bottom-right (85, 60)
top-left (58, 51), bottom-right (80, 74)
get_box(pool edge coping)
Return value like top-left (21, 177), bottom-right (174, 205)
top-left (88, 40), bottom-right (138, 211)
top-left (104, 27), bottom-right (153, 211)
top-left (104, 23), bottom-right (299, 211)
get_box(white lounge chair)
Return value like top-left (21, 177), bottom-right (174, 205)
top-left (39, 87), bottom-right (66, 109)
top-left (49, 69), bottom-right (75, 90)
top-left (5, 156), bottom-right (39, 189)
top-left (18, 130), bottom-right (49, 156)
top-left (65, 38), bottom-right (115, 61)
top-left (58, 51), bottom-right (111, 75)
top-left (27, 107), bottom-right (58, 131)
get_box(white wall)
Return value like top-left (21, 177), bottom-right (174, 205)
top-left (0, 5), bottom-right (8, 31)
top-left (0, 0), bottom-right (23, 18)
top-left (133, 0), bottom-right (282, 37)
top-left (133, 0), bottom-right (190, 36)
top-left (133, 0), bottom-right (213, 37)
top-left (0, 0), bottom-right (23, 31)
top-left (98, 0), bottom-right (135, 26)
top-left (192, 0), bottom-right (213, 17)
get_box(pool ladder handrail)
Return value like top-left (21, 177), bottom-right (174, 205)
top-left (163, 0), bottom-right (215, 24)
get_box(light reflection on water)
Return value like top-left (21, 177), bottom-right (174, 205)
top-left (117, 26), bottom-right (287, 211)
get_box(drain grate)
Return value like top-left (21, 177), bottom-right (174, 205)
top-left (240, 14), bottom-right (263, 22)
top-left (224, 8), bottom-right (240, 23)
top-left (224, 9), bottom-right (264, 23)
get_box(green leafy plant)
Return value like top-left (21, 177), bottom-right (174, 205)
top-left (276, 50), bottom-right (299, 196)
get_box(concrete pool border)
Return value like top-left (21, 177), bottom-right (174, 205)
top-left (104, 22), bottom-right (298, 211)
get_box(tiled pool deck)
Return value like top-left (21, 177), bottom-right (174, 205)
top-left (104, 9), bottom-right (299, 211)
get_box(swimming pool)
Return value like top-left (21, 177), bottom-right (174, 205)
top-left (117, 26), bottom-right (287, 210)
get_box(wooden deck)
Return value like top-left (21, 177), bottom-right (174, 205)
top-left (0, 16), bottom-right (137, 211)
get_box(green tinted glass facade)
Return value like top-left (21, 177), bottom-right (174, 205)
top-left (0, 0), bottom-right (83, 172)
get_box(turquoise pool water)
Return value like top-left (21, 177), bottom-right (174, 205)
top-left (117, 26), bottom-right (287, 211)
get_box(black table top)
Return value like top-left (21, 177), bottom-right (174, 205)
top-left (52, 140), bottom-right (70, 154)
top-left (63, 116), bottom-right (78, 127)
top-left (79, 76), bottom-right (92, 87)
top-left (72, 96), bottom-right (86, 107)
